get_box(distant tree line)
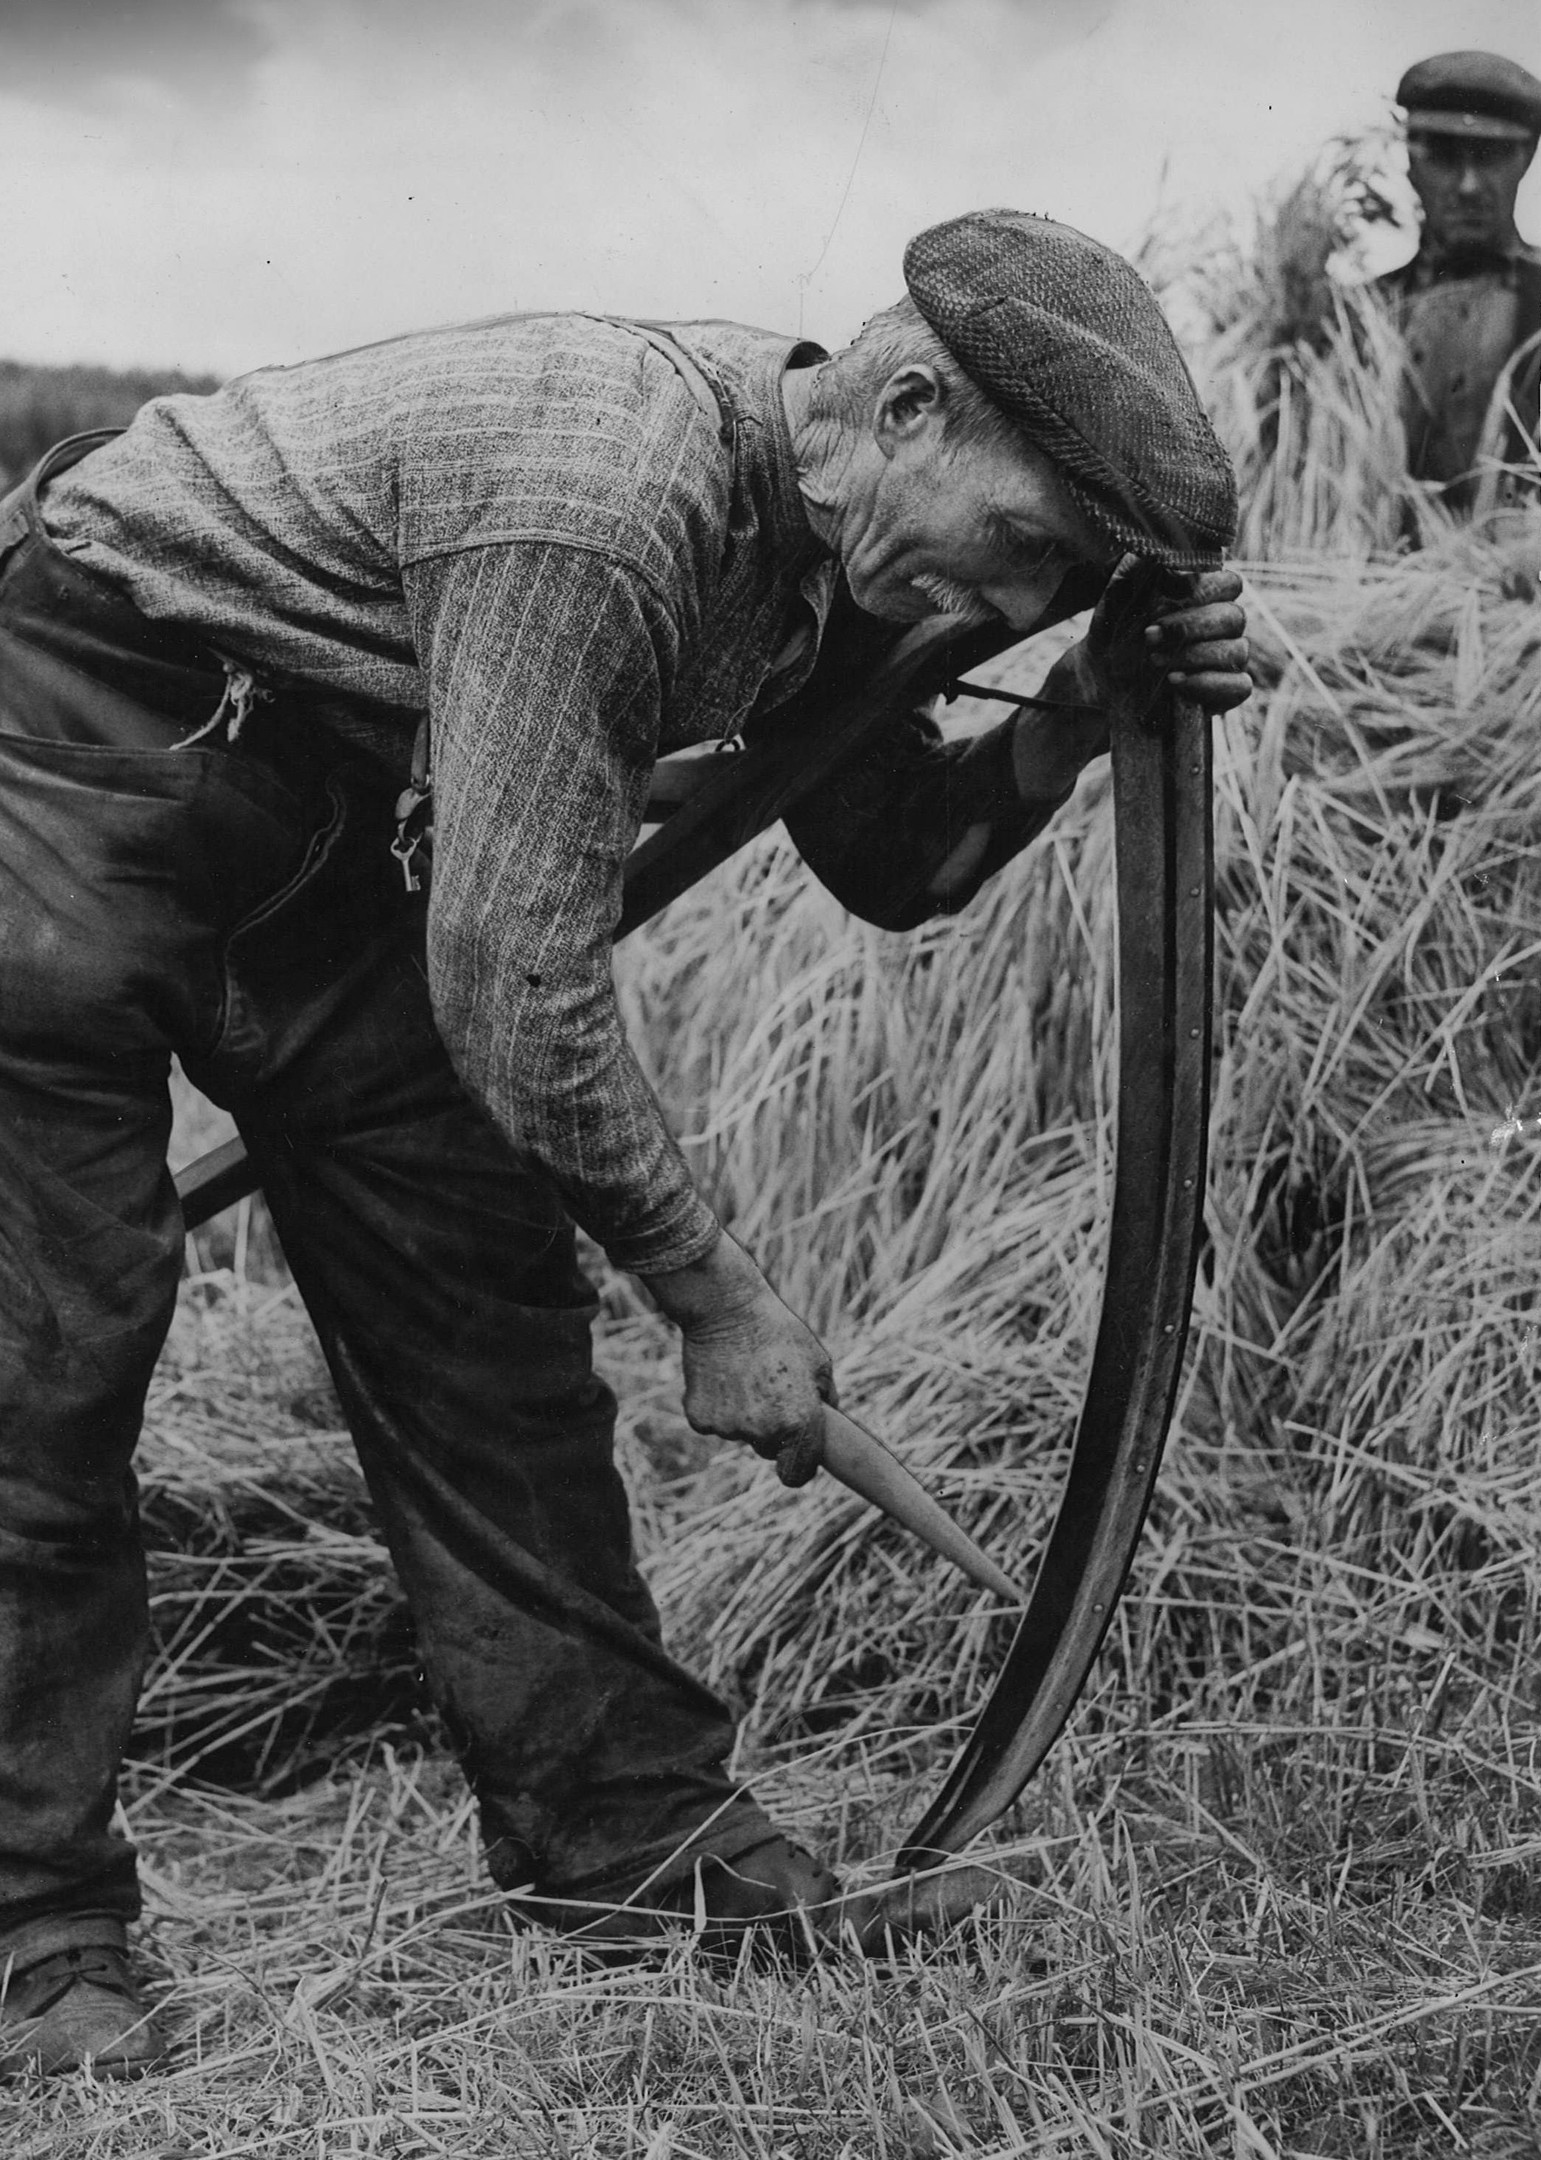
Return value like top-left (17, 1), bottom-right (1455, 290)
top-left (0, 359), bottom-right (220, 488)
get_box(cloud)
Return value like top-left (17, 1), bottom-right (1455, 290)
top-left (0, 0), bottom-right (272, 108)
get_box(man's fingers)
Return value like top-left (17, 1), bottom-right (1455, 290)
top-left (1166, 669), bottom-right (1253, 712)
top-left (1146, 607), bottom-right (1247, 651)
top-left (774, 1418), bottom-right (824, 1488)
top-left (1085, 561), bottom-right (1249, 717)
top-left (1158, 566), bottom-right (1243, 608)
top-left (770, 1361), bottom-right (836, 1485)
top-left (1150, 616), bottom-right (1252, 715)
top-left (1160, 635), bottom-right (1250, 674)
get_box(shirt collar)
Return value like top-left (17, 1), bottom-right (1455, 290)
top-left (1409, 236), bottom-right (1532, 287)
top-left (661, 321), bottom-right (831, 581)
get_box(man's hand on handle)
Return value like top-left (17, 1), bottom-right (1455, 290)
top-left (1009, 560), bottom-right (1251, 805)
top-left (1096, 559), bottom-right (1252, 714)
top-left (1074, 558), bottom-right (1251, 722)
top-left (644, 1231), bottom-right (834, 1488)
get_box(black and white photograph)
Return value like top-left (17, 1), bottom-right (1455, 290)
top-left (1, 1), bottom-right (1539, 2152)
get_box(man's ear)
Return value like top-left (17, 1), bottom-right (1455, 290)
top-left (872, 364), bottom-right (945, 455)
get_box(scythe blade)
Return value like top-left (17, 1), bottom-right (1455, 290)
top-left (898, 688), bottom-right (1213, 1863)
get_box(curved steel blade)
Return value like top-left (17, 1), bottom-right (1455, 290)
top-left (898, 689), bottom-right (1213, 1864)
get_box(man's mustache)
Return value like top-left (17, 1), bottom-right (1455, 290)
top-left (911, 571), bottom-right (998, 626)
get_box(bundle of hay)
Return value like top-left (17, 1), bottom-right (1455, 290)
top-left (1145, 134), bottom-right (1454, 560)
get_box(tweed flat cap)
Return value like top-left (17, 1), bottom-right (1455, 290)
top-left (904, 209), bottom-right (1237, 570)
top-left (1397, 50), bottom-right (1541, 142)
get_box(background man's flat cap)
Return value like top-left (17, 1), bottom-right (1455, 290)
top-left (1396, 51), bottom-right (1541, 142)
top-left (904, 209), bottom-right (1237, 571)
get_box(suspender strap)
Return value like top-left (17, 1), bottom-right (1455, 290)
top-left (614, 321), bottom-right (737, 448)
top-left (1501, 259), bottom-right (1541, 470)
top-left (0, 428), bottom-right (124, 567)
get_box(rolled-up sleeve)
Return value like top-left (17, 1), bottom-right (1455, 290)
top-left (784, 704), bottom-right (1071, 932)
top-left (404, 540), bottom-right (720, 1275)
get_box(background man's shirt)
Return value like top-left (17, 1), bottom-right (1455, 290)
top-left (1380, 244), bottom-right (1541, 503)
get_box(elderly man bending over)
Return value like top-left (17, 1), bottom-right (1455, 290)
top-left (0, 209), bottom-right (1249, 2074)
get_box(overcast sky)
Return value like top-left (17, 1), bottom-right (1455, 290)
top-left (3, 0), bottom-right (1540, 376)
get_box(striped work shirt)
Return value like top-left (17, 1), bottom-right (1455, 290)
top-left (44, 313), bottom-right (1062, 1272)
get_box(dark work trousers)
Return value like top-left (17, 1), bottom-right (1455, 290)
top-left (0, 488), bottom-right (770, 1961)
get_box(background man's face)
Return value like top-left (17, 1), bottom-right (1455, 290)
top-left (1406, 132), bottom-right (1534, 258)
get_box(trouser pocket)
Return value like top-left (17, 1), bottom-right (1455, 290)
top-left (0, 727), bottom-right (323, 1067)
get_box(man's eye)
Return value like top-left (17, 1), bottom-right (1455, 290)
top-left (992, 525), bottom-right (1056, 569)
top-left (1425, 141), bottom-right (1510, 171)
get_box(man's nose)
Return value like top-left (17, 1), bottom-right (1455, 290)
top-left (1456, 160), bottom-right (1487, 195)
top-left (984, 589), bottom-right (1042, 632)
top-left (985, 571), bottom-right (1063, 632)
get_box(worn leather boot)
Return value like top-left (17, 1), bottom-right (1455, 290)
top-left (513, 1837), bottom-right (1008, 1966)
top-left (0, 1944), bottom-right (163, 2078)
top-left (840, 1862), bottom-right (1012, 1956)
top-left (512, 1834), bottom-right (843, 1966)
top-left (690, 1838), bottom-right (844, 1966)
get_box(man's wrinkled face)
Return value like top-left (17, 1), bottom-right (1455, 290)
top-left (837, 404), bottom-right (1114, 632)
top-left (1407, 130), bottom-right (1534, 259)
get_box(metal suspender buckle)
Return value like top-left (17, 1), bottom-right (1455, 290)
top-left (390, 714), bottom-right (434, 893)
